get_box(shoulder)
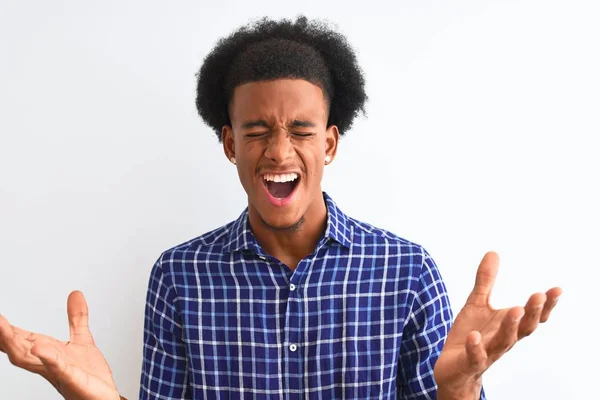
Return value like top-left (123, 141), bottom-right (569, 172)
top-left (347, 215), bottom-right (428, 257)
top-left (150, 220), bottom-right (236, 277)
top-left (343, 216), bottom-right (450, 312)
top-left (343, 215), bottom-right (443, 278)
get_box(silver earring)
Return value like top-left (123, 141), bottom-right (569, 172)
top-left (230, 157), bottom-right (236, 165)
top-left (324, 155), bottom-right (331, 164)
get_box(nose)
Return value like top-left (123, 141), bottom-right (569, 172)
top-left (264, 130), bottom-right (295, 163)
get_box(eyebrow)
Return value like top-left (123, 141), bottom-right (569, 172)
top-left (289, 119), bottom-right (316, 128)
top-left (240, 119), bottom-right (317, 130)
top-left (241, 120), bottom-right (270, 129)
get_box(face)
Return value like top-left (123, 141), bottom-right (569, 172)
top-left (222, 79), bottom-right (338, 230)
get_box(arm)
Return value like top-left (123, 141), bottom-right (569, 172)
top-left (397, 250), bottom-right (485, 400)
top-left (139, 258), bottom-right (192, 400)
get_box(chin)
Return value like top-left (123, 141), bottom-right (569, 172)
top-left (258, 207), bottom-right (305, 231)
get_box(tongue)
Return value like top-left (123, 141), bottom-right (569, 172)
top-left (266, 181), bottom-right (296, 199)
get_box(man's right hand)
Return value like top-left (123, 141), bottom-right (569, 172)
top-left (0, 290), bottom-right (121, 400)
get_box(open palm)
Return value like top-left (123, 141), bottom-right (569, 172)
top-left (0, 291), bottom-right (120, 400)
top-left (434, 252), bottom-right (562, 393)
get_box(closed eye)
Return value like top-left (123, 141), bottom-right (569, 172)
top-left (292, 132), bottom-right (315, 138)
top-left (245, 132), bottom-right (269, 138)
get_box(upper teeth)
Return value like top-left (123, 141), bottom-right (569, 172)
top-left (263, 173), bottom-right (298, 183)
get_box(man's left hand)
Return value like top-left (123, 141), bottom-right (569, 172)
top-left (433, 251), bottom-right (562, 399)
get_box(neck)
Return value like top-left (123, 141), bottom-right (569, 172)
top-left (247, 193), bottom-right (328, 270)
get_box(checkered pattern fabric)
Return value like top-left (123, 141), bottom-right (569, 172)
top-left (139, 192), bottom-right (485, 399)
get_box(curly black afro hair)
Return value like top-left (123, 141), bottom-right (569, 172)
top-left (195, 15), bottom-right (367, 141)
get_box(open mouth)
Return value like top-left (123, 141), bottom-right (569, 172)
top-left (263, 173), bottom-right (300, 199)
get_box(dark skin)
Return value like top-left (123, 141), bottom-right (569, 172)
top-left (0, 292), bottom-right (120, 400)
top-left (0, 78), bottom-right (562, 400)
top-left (221, 79), bottom-right (339, 270)
top-left (434, 252), bottom-right (562, 399)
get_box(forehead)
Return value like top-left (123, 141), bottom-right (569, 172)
top-left (229, 79), bottom-right (328, 124)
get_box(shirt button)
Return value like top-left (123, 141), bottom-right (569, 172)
top-left (258, 255), bottom-right (266, 260)
top-left (289, 344), bottom-right (298, 352)
top-left (289, 284), bottom-right (296, 291)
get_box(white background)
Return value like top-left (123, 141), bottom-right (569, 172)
top-left (1, 0), bottom-right (598, 399)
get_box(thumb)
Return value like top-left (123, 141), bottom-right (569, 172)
top-left (67, 290), bottom-right (95, 346)
top-left (467, 251), bottom-right (500, 306)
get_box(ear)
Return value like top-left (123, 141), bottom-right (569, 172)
top-left (324, 125), bottom-right (339, 164)
top-left (222, 125), bottom-right (235, 162)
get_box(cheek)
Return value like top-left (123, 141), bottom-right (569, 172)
top-left (236, 151), bottom-right (261, 183)
top-left (296, 145), bottom-right (325, 176)
top-left (304, 155), bottom-right (325, 182)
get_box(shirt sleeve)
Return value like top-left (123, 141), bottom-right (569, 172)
top-left (397, 250), bottom-right (486, 399)
top-left (139, 257), bottom-right (192, 399)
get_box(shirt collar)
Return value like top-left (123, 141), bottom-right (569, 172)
top-left (222, 191), bottom-right (352, 255)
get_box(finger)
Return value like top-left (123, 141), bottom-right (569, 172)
top-left (540, 287), bottom-right (562, 323)
top-left (467, 251), bottom-right (500, 306)
top-left (0, 314), bottom-right (13, 353)
top-left (486, 307), bottom-right (524, 359)
top-left (465, 331), bottom-right (487, 375)
top-left (0, 314), bottom-right (14, 338)
top-left (0, 315), bottom-right (36, 337)
top-left (0, 314), bottom-right (22, 363)
top-left (12, 325), bottom-right (34, 339)
top-left (0, 315), bottom-right (45, 372)
top-left (518, 292), bottom-right (546, 339)
top-left (67, 291), bottom-right (95, 346)
top-left (12, 327), bottom-right (66, 346)
top-left (9, 321), bottom-right (68, 351)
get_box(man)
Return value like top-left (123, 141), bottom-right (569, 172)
top-left (0, 15), bottom-right (561, 400)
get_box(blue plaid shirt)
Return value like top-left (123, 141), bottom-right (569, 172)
top-left (139, 192), bottom-right (485, 399)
